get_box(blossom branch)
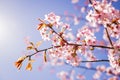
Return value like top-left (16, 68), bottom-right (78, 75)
top-left (89, 0), bottom-right (93, 4)
top-left (28, 43), bottom-right (113, 57)
top-left (28, 45), bottom-right (60, 57)
top-left (76, 66), bottom-right (120, 77)
top-left (49, 27), bottom-right (68, 44)
top-left (68, 43), bottom-right (114, 49)
top-left (65, 62), bottom-right (120, 77)
top-left (105, 28), bottom-right (113, 47)
top-left (81, 59), bottom-right (109, 63)
top-left (29, 47), bottom-right (110, 63)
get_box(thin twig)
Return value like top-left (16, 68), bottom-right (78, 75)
top-left (65, 62), bottom-right (120, 77)
top-left (28, 42), bottom-right (114, 57)
top-left (105, 28), bottom-right (113, 47)
top-left (77, 65), bottom-right (120, 77)
top-left (49, 27), bottom-right (68, 44)
top-left (89, 0), bottom-right (92, 4)
top-left (81, 59), bottom-right (109, 63)
top-left (29, 45), bottom-right (60, 57)
top-left (68, 43), bottom-right (114, 49)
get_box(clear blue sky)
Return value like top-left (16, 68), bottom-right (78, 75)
top-left (0, 0), bottom-right (120, 80)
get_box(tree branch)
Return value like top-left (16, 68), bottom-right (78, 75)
top-left (28, 43), bottom-right (113, 57)
top-left (49, 27), bottom-right (114, 49)
top-left (81, 60), bottom-right (109, 63)
top-left (105, 28), bottom-right (113, 47)
top-left (68, 43), bottom-right (114, 49)
top-left (27, 39), bottom-right (114, 58)
top-left (49, 27), bottom-right (68, 44)
top-left (76, 65), bottom-right (120, 77)
top-left (89, 0), bottom-right (92, 4)
top-left (65, 62), bottom-right (120, 77)
top-left (28, 45), bottom-right (60, 57)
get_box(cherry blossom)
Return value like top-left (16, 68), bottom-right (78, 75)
top-left (76, 74), bottom-right (86, 80)
top-left (44, 12), bottom-right (61, 27)
top-left (96, 65), bottom-right (106, 72)
top-left (77, 26), bottom-right (96, 45)
top-left (93, 71), bottom-right (101, 80)
top-left (57, 71), bottom-right (74, 80)
top-left (86, 0), bottom-right (120, 33)
top-left (71, 0), bottom-right (79, 4)
top-left (39, 27), bottom-right (50, 40)
top-left (15, 0), bottom-right (120, 80)
top-left (108, 76), bottom-right (118, 80)
top-left (108, 39), bottom-right (120, 72)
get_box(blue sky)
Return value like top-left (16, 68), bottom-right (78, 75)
top-left (0, 0), bottom-right (120, 80)
top-left (0, 0), bottom-right (77, 80)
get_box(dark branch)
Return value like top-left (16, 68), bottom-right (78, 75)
top-left (81, 60), bottom-right (109, 63)
top-left (77, 65), bottom-right (120, 77)
top-left (68, 43), bottom-right (114, 49)
top-left (28, 45), bottom-right (60, 57)
top-left (49, 27), bottom-right (68, 44)
top-left (105, 28), bottom-right (113, 47)
top-left (28, 43), bottom-right (113, 57)
top-left (65, 62), bottom-right (120, 77)
top-left (89, 0), bottom-right (92, 4)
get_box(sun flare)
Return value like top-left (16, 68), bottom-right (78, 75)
top-left (0, 18), bottom-right (12, 46)
top-left (0, 22), bottom-right (8, 40)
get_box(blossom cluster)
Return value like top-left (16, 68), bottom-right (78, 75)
top-left (57, 65), bottom-right (120, 80)
top-left (37, 8), bottom-right (119, 74)
top-left (76, 26), bottom-right (96, 45)
top-left (86, 0), bottom-right (120, 39)
top-left (85, 0), bottom-right (120, 73)
top-left (38, 12), bottom-right (71, 41)
top-left (108, 39), bottom-right (120, 72)
top-left (15, 0), bottom-right (120, 80)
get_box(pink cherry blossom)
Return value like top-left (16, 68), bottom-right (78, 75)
top-left (96, 65), bottom-right (106, 72)
top-left (44, 12), bottom-right (61, 27)
top-left (57, 70), bottom-right (74, 80)
top-left (39, 27), bottom-right (50, 40)
top-left (108, 76), bottom-right (119, 80)
top-left (108, 39), bottom-right (120, 72)
top-left (76, 74), bottom-right (85, 80)
top-left (93, 71), bottom-right (101, 80)
top-left (18, 0), bottom-right (120, 79)
top-left (86, 0), bottom-right (120, 33)
top-left (77, 26), bottom-right (96, 45)
top-left (71, 0), bottom-right (79, 4)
